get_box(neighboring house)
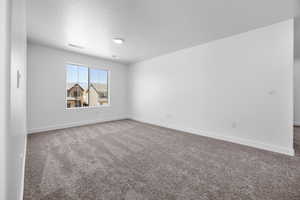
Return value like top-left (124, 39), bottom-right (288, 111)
top-left (67, 83), bottom-right (108, 107)
top-left (67, 83), bottom-right (88, 107)
top-left (88, 83), bottom-right (108, 106)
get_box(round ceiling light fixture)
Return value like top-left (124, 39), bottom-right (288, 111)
top-left (112, 38), bottom-right (124, 44)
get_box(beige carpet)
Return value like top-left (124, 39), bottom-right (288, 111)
top-left (24, 120), bottom-right (300, 200)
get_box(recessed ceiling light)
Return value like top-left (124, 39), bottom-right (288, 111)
top-left (112, 55), bottom-right (120, 59)
top-left (112, 38), bottom-right (124, 44)
top-left (68, 43), bottom-right (84, 49)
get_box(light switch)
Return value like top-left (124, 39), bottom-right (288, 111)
top-left (17, 70), bottom-right (21, 88)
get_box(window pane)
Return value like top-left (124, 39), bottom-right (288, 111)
top-left (66, 64), bottom-right (89, 108)
top-left (89, 69), bottom-right (109, 106)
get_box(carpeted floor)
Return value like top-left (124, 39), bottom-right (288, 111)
top-left (24, 120), bottom-right (300, 200)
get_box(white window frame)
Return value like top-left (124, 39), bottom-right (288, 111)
top-left (65, 62), bottom-right (111, 110)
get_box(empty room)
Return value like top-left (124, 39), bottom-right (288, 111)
top-left (1, 0), bottom-right (300, 199)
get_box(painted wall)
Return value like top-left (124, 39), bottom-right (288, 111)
top-left (27, 43), bottom-right (129, 132)
top-left (129, 20), bottom-right (294, 155)
top-left (0, 0), bottom-right (11, 199)
top-left (294, 58), bottom-right (300, 125)
top-left (294, 18), bottom-right (300, 125)
top-left (7, 0), bottom-right (27, 199)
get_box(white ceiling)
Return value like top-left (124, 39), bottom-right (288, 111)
top-left (27, 0), bottom-right (300, 64)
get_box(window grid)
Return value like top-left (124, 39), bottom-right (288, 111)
top-left (66, 64), bottom-right (109, 108)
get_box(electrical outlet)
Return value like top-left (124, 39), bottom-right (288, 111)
top-left (231, 122), bottom-right (237, 128)
top-left (166, 114), bottom-right (172, 119)
top-left (268, 90), bottom-right (276, 95)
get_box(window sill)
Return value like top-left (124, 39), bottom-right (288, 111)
top-left (65, 104), bottom-right (111, 111)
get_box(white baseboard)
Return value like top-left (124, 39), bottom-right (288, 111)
top-left (28, 117), bottom-right (295, 156)
top-left (28, 117), bottom-right (128, 134)
top-left (19, 135), bottom-right (27, 200)
top-left (131, 117), bottom-right (295, 156)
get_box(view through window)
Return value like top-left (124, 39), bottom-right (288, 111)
top-left (66, 64), bottom-right (109, 108)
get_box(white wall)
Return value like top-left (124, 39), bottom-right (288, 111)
top-left (0, 0), bottom-right (11, 199)
top-left (294, 58), bottom-right (300, 125)
top-left (27, 43), bottom-right (129, 132)
top-left (7, 0), bottom-right (27, 199)
top-left (129, 20), bottom-right (294, 155)
top-left (294, 18), bottom-right (300, 125)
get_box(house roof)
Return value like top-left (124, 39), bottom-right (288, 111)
top-left (67, 83), bottom-right (85, 92)
top-left (86, 83), bottom-right (107, 92)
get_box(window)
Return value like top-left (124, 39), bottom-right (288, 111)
top-left (66, 64), bottom-right (109, 108)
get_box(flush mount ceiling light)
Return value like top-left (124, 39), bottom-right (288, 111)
top-left (112, 55), bottom-right (120, 59)
top-left (68, 43), bottom-right (84, 49)
top-left (112, 38), bottom-right (124, 44)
